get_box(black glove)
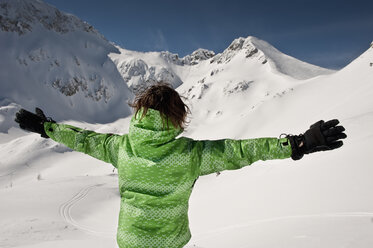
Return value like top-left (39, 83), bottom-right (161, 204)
top-left (14, 108), bottom-right (55, 138)
top-left (287, 119), bottom-right (347, 160)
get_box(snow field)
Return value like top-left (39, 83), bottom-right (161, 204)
top-left (1, 1), bottom-right (372, 246)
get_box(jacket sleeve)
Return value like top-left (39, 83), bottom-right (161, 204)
top-left (44, 122), bottom-right (122, 168)
top-left (194, 137), bottom-right (292, 176)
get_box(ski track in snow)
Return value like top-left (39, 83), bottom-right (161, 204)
top-left (58, 183), bottom-right (115, 238)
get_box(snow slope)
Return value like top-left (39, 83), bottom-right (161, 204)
top-left (249, 36), bottom-right (333, 80)
top-left (186, 41), bottom-right (373, 248)
top-left (0, 0), bottom-right (133, 123)
top-left (1, 1), bottom-right (373, 248)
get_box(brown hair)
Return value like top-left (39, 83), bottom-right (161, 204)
top-left (129, 82), bottom-right (190, 129)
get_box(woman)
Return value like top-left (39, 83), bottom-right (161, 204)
top-left (15, 83), bottom-right (346, 248)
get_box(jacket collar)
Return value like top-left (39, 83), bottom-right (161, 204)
top-left (129, 108), bottom-right (183, 145)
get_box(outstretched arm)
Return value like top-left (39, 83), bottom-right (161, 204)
top-left (193, 119), bottom-right (346, 176)
top-left (15, 108), bottom-right (122, 168)
top-left (44, 122), bottom-right (122, 168)
top-left (194, 137), bottom-right (292, 176)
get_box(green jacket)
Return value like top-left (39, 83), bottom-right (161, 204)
top-left (44, 108), bottom-right (292, 248)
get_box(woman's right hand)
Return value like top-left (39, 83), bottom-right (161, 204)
top-left (14, 108), bottom-right (55, 138)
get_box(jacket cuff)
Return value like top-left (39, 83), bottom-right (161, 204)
top-left (43, 122), bottom-right (56, 138)
top-left (287, 135), bottom-right (305, 160)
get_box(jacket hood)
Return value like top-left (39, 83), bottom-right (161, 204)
top-left (129, 108), bottom-right (183, 145)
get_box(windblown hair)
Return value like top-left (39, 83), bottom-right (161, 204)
top-left (129, 82), bottom-right (190, 129)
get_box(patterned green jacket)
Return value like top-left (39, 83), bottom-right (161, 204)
top-left (44, 108), bottom-right (292, 248)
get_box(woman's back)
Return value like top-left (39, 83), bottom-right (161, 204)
top-left (117, 108), bottom-right (197, 247)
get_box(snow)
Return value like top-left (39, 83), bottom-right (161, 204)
top-left (185, 45), bottom-right (373, 248)
top-left (249, 36), bottom-right (334, 80)
top-left (0, 0), bottom-right (133, 123)
top-left (1, 1), bottom-right (373, 248)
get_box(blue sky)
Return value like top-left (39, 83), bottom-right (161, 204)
top-left (44, 0), bottom-right (373, 69)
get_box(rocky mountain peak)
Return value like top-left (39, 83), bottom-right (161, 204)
top-left (182, 48), bottom-right (215, 65)
top-left (209, 36), bottom-right (333, 79)
top-left (159, 48), bottom-right (215, 66)
top-left (210, 36), bottom-right (267, 64)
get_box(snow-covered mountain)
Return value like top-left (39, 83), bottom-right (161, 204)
top-left (0, 0), bottom-right (132, 123)
top-left (1, 0), bottom-right (373, 248)
top-left (209, 36), bottom-right (333, 80)
top-left (109, 36), bottom-right (333, 95)
top-left (108, 48), bottom-right (216, 93)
